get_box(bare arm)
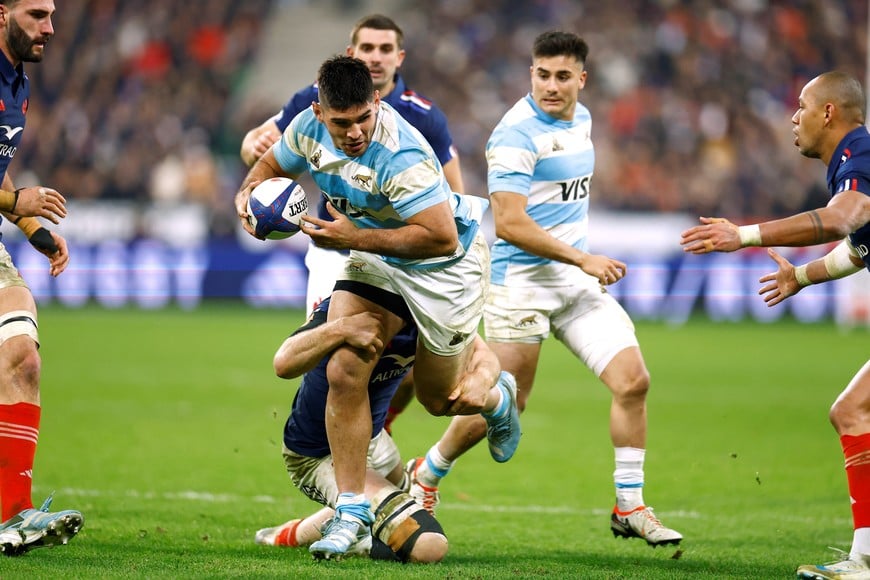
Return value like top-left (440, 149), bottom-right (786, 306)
top-left (301, 198), bottom-right (460, 259)
top-left (441, 156), bottom-right (465, 194)
top-left (240, 118), bottom-right (281, 168)
top-left (273, 311), bottom-right (385, 379)
top-left (490, 191), bottom-right (626, 285)
top-left (681, 190), bottom-right (870, 253)
top-left (758, 240), bottom-right (864, 307)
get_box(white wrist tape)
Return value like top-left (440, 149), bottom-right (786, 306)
top-left (793, 264), bottom-right (812, 287)
top-left (824, 239), bottom-right (863, 280)
top-left (737, 224), bottom-right (762, 247)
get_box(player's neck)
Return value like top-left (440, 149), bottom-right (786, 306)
top-left (375, 81), bottom-right (396, 98)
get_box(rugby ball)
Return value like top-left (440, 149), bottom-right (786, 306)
top-left (246, 177), bottom-right (308, 239)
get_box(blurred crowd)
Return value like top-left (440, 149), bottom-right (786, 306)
top-left (395, 0), bottom-right (868, 219)
top-left (9, 0), bottom-right (870, 238)
top-left (16, 0), bottom-right (271, 236)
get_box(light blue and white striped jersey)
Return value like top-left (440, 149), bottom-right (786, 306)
top-left (486, 94), bottom-right (594, 287)
top-left (274, 101), bottom-right (484, 269)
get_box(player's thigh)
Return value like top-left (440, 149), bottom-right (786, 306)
top-left (552, 288), bottom-right (639, 378)
top-left (0, 257), bottom-right (40, 357)
top-left (283, 434), bottom-right (397, 507)
top-left (325, 287), bottom-right (406, 383)
top-left (366, 431), bottom-right (401, 483)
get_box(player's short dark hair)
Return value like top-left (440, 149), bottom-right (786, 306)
top-left (817, 71), bottom-right (867, 124)
top-left (351, 14), bottom-right (404, 48)
top-left (317, 55), bottom-right (374, 110)
top-left (533, 31), bottom-right (589, 66)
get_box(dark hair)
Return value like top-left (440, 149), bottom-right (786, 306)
top-left (317, 55), bottom-right (374, 110)
top-left (817, 71), bottom-right (867, 123)
top-left (350, 14), bottom-right (404, 48)
top-left (533, 31), bottom-right (589, 65)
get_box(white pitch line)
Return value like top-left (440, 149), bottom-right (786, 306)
top-left (38, 486), bottom-right (703, 518)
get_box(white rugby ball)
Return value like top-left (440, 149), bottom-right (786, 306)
top-left (246, 177), bottom-right (308, 240)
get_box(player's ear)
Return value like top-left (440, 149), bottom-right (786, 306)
top-left (312, 102), bottom-right (323, 122)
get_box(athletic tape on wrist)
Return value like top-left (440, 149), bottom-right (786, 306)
top-left (793, 264), bottom-right (812, 287)
top-left (737, 224), bottom-right (762, 247)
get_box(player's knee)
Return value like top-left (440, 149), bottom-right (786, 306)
top-left (370, 489), bottom-right (448, 563)
top-left (830, 397), bottom-right (860, 433)
top-left (416, 392), bottom-right (450, 416)
top-left (407, 531), bottom-right (448, 563)
top-left (613, 368), bottom-right (650, 401)
top-left (0, 339), bottom-right (41, 391)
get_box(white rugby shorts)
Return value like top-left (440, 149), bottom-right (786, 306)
top-left (282, 430), bottom-right (401, 507)
top-left (0, 242), bottom-right (28, 291)
top-left (484, 278), bottom-right (638, 377)
top-left (337, 232), bottom-right (490, 357)
top-left (303, 243), bottom-right (348, 316)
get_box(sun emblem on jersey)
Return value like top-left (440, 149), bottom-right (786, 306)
top-left (351, 173), bottom-right (373, 189)
top-left (310, 149), bottom-right (322, 169)
top-left (552, 138), bottom-right (564, 152)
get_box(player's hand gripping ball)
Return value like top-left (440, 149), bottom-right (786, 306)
top-left (246, 177), bottom-right (309, 239)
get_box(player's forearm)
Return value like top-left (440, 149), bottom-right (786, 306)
top-left (755, 200), bottom-right (867, 248)
top-left (353, 224), bottom-right (459, 258)
top-left (496, 216), bottom-right (583, 266)
top-left (0, 188), bottom-right (21, 213)
top-left (239, 132), bottom-right (259, 168)
top-left (794, 239), bottom-right (864, 286)
top-left (273, 323), bottom-right (350, 379)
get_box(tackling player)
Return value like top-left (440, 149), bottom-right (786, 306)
top-left (254, 295), bottom-right (453, 562)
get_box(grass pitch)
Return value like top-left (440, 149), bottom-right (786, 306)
top-left (3, 304), bottom-right (866, 578)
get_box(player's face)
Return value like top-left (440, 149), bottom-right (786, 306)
top-left (1, 0), bottom-right (54, 64)
top-left (313, 95), bottom-right (380, 158)
top-left (791, 78), bottom-right (827, 159)
top-left (530, 55), bottom-right (586, 121)
top-left (348, 28), bottom-right (405, 96)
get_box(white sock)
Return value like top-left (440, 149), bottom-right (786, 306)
top-left (419, 445), bottom-right (453, 486)
top-left (614, 447), bottom-right (645, 512)
top-left (482, 387), bottom-right (506, 419)
top-left (850, 528), bottom-right (870, 562)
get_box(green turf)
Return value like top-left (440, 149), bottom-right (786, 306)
top-left (3, 304), bottom-right (866, 578)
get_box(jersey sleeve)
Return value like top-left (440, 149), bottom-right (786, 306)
top-left (485, 125), bottom-right (537, 197)
top-left (273, 111), bottom-right (312, 176)
top-left (378, 147), bottom-right (448, 219)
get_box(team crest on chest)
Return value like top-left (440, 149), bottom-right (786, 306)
top-left (310, 149), bottom-right (322, 168)
top-left (351, 173), bottom-right (373, 189)
top-left (552, 138), bottom-right (563, 152)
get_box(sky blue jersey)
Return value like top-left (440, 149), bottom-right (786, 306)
top-left (274, 101), bottom-right (484, 269)
top-left (272, 74), bottom-right (456, 221)
top-left (486, 94), bottom-right (595, 287)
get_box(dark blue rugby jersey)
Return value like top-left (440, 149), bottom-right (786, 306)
top-left (827, 126), bottom-right (870, 270)
top-left (0, 50), bottom-right (29, 232)
top-left (273, 74), bottom-right (456, 220)
top-left (283, 297), bottom-right (417, 458)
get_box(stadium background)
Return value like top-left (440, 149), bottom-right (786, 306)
top-left (3, 0), bottom-right (868, 324)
